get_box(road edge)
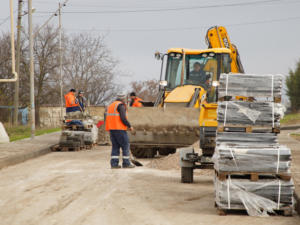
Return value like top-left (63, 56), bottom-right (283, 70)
top-left (281, 125), bottom-right (300, 131)
top-left (0, 144), bottom-right (55, 170)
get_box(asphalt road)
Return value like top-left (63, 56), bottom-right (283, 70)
top-left (0, 145), bottom-right (299, 225)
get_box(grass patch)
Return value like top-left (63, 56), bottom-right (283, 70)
top-left (4, 126), bottom-right (60, 142)
top-left (280, 113), bottom-right (300, 124)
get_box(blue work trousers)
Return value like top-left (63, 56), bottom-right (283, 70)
top-left (109, 130), bottom-right (130, 167)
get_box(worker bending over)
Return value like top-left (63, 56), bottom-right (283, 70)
top-left (130, 92), bottom-right (143, 107)
top-left (64, 89), bottom-right (81, 114)
top-left (105, 94), bottom-right (135, 169)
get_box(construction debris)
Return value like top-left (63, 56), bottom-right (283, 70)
top-left (214, 73), bottom-right (294, 217)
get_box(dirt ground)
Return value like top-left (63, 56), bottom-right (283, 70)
top-left (278, 129), bottom-right (300, 198)
top-left (0, 143), bottom-right (299, 225)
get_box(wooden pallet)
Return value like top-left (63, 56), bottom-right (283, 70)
top-left (217, 124), bottom-right (280, 134)
top-left (52, 143), bottom-right (96, 152)
top-left (215, 203), bottom-right (293, 216)
top-left (215, 170), bottom-right (291, 181)
top-left (85, 143), bottom-right (97, 150)
top-left (51, 144), bottom-right (60, 152)
top-left (51, 144), bottom-right (82, 152)
top-left (218, 96), bottom-right (281, 103)
top-left (60, 146), bottom-right (81, 151)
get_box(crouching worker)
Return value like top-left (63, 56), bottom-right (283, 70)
top-left (129, 92), bottom-right (143, 107)
top-left (105, 94), bottom-right (135, 169)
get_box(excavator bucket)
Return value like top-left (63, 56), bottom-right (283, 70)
top-left (127, 107), bottom-right (200, 158)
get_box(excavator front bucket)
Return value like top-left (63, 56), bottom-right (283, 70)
top-left (127, 107), bottom-right (200, 158)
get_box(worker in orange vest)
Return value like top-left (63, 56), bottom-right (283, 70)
top-left (129, 92), bottom-right (143, 107)
top-left (105, 94), bottom-right (135, 169)
top-left (64, 89), bottom-right (80, 113)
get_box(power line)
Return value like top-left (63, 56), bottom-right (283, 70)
top-left (37, 0), bottom-right (282, 14)
top-left (65, 15), bottom-right (300, 32)
top-left (34, 0), bottom-right (300, 9)
top-left (0, 10), bottom-right (17, 27)
top-left (33, 0), bottom-right (70, 37)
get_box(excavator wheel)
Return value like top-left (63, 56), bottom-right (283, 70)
top-left (158, 148), bottom-right (176, 156)
top-left (130, 147), bottom-right (157, 158)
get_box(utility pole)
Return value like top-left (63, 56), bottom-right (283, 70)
top-left (13, 0), bottom-right (23, 126)
top-left (28, 0), bottom-right (35, 139)
top-left (59, 3), bottom-right (64, 120)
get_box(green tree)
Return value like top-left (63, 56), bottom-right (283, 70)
top-left (286, 60), bottom-right (300, 112)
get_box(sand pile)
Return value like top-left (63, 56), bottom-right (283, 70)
top-left (146, 151), bottom-right (181, 170)
top-left (146, 148), bottom-right (215, 176)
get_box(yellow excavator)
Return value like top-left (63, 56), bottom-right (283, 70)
top-left (128, 26), bottom-right (244, 165)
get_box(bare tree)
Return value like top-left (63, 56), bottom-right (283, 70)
top-left (63, 33), bottom-right (119, 105)
top-left (21, 25), bottom-right (60, 126)
top-left (0, 25), bottom-right (122, 125)
top-left (130, 79), bottom-right (159, 102)
top-left (0, 32), bottom-right (15, 106)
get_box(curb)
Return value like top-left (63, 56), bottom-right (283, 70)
top-left (281, 125), bottom-right (300, 131)
top-left (0, 144), bottom-right (56, 170)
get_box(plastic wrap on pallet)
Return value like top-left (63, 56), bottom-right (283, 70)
top-left (216, 132), bottom-right (278, 147)
top-left (217, 101), bottom-right (285, 127)
top-left (218, 73), bottom-right (282, 99)
top-left (213, 143), bottom-right (291, 173)
top-left (214, 175), bottom-right (294, 216)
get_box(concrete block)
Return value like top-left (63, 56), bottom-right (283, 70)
top-left (0, 122), bottom-right (9, 143)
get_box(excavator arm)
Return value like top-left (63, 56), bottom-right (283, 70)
top-left (206, 26), bottom-right (244, 73)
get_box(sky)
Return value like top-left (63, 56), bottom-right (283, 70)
top-left (1, 0), bottom-right (300, 94)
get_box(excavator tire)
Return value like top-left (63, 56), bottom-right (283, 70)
top-left (131, 147), bottom-right (157, 158)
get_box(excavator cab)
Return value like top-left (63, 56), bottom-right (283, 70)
top-left (162, 49), bottom-right (231, 104)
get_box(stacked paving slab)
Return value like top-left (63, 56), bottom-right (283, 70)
top-left (58, 114), bottom-right (98, 151)
top-left (213, 73), bottom-right (294, 216)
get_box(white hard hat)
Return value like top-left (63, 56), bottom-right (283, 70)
top-left (117, 93), bottom-right (126, 100)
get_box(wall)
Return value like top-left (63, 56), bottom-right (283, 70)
top-left (39, 106), bottom-right (105, 128)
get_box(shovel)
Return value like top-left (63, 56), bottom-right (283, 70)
top-left (130, 151), bottom-right (143, 166)
top-left (128, 129), bottom-right (143, 166)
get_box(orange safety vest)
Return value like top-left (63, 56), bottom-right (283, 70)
top-left (64, 92), bottom-right (79, 108)
top-left (105, 101), bottom-right (127, 131)
top-left (132, 97), bottom-right (143, 107)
